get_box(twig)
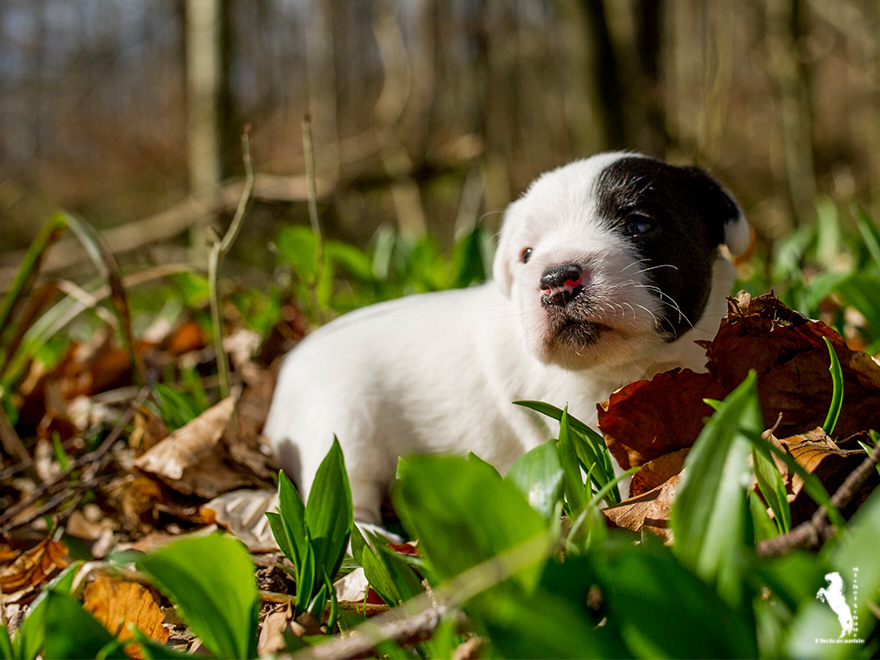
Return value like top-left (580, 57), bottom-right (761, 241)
top-left (302, 603), bottom-right (451, 660)
top-left (209, 127), bottom-right (255, 398)
top-left (292, 531), bottom-right (554, 660)
top-left (258, 590), bottom-right (390, 615)
top-left (757, 440), bottom-right (880, 557)
top-left (301, 114), bottom-right (326, 324)
top-left (0, 401), bottom-right (140, 533)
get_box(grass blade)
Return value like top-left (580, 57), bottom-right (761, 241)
top-left (821, 336), bottom-right (843, 436)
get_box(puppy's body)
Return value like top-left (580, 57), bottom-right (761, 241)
top-left (265, 153), bottom-right (749, 524)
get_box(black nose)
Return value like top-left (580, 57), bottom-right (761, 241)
top-left (540, 263), bottom-right (585, 307)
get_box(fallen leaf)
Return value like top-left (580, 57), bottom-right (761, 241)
top-left (602, 474), bottom-right (679, 540)
top-left (258, 606), bottom-right (294, 656)
top-left (134, 396), bottom-right (257, 498)
top-left (201, 489), bottom-right (280, 552)
top-left (0, 537), bottom-right (69, 602)
top-left (703, 291), bottom-right (880, 438)
top-left (599, 369), bottom-right (723, 473)
top-left (83, 573), bottom-right (169, 657)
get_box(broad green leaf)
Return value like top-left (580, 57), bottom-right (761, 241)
top-left (558, 407), bottom-right (588, 515)
top-left (671, 371), bottom-right (761, 607)
top-left (513, 400), bottom-right (618, 501)
top-left (15, 561), bottom-right (81, 660)
top-left (394, 455), bottom-right (547, 589)
top-left (42, 591), bottom-right (123, 660)
top-left (0, 627), bottom-right (12, 660)
top-left (137, 533), bottom-right (259, 659)
top-left (476, 586), bottom-right (631, 659)
top-left (751, 444), bottom-right (792, 534)
top-left (749, 490), bottom-right (780, 543)
top-left (273, 469), bottom-right (307, 569)
top-left (505, 441), bottom-right (564, 522)
top-left (305, 437), bottom-right (353, 584)
top-left (359, 536), bottom-right (423, 606)
top-left (132, 628), bottom-right (194, 659)
top-left (587, 542), bottom-right (758, 658)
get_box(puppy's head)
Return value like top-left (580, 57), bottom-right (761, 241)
top-left (493, 152), bottom-right (749, 370)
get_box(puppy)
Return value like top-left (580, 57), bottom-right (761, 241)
top-left (264, 152), bottom-right (750, 525)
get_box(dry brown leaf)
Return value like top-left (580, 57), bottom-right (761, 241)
top-left (602, 474), bottom-right (680, 539)
top-left (201, 489), bottom-right (279, 552)
top-left (258, 606), bottom-right (294, 656)
top-left (134, 396), bottom-right (257, 498)
top-left (629, 448), bottom-right (690, 497)
top-left (704, 291), bottom-right (880, 438)
top-left (83, 573), bottom-right (169, 656)
top-left (135, 396), bottom-right (236, 481)
top-left (0, 537), bottom-right (70, 601)
top-left (774, 428), bottom-right (877, 524)
top-left (599, 369), bottom-right (724, 472)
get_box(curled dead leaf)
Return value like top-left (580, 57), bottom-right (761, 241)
top-left (201, 489), bottom-right (279, 552)
top-left (0, 537), bottom-right (69, 602)
top-left (602, 474), bottom-right (679, 541)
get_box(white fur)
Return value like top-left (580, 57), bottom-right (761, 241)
top-left (264, 153), bottom-right (748, 524)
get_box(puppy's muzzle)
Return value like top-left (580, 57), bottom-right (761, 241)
top-left (540, 263), bottom-right (586, 307)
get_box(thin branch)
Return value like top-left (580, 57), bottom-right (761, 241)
top-left (757, 440), bottom-right (880, 557)
top-left (209, 128), bottom-right (255, 398)
top-left (301, 114), bottom-right (326, 324)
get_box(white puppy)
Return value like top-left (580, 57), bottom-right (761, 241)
top-left (264, 152), bottom-right (750, 525)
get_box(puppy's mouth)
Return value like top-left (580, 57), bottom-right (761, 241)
top-left (543, 308), bottom-right (612, 349)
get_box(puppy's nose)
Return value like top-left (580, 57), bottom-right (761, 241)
top-left (540, 264), bottom-right (585, 307)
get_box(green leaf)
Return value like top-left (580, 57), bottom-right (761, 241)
top-left (513, 400), bottom-right (618, 501)
top-left (505, 442), bottom-right (564, 522)
top-left (557, 407), bottom-right (588, 515)
top-left (477, 586), bottom-right (631, 659)
top-left (394, 455), bottom-right (548, 589)
top-left (131, 628), bottom-right (194, 659)
top-left (749, 490), bottom-right (780, 544)
top-left (588, 542), bottom-right (758, 658)
top-left (822, 337), bottom-right (844, 436)
top-left (42, 591), bottom-right (123, 660)
top-left (273, 469), bottom-right (307, 569)
top-left (0, 627), bottom-right (13, 660)
top-left (752, 444), bottom-right (792, 534)
top-left (359, 535), bottom-right (423, 606)
top-left (671, 371), bottom-right (761, 607)
top-left (305, 437), bottom-right (353, 585)
top-left (137, 533), bottom-right (259, 659)
top-left (14, 561), bottom-right (81, 660)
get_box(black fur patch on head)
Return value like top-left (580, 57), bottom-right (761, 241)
top-left (594, 156), bottom-right (739, 340)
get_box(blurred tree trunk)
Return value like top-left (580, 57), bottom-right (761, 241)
top-left (634, 0), bottom-right (668, 156)
top-left (766, 0), bottom-right (817, 228)
top-left (556, 0), bottom-right (627, 154)
top-left (185, 0), bottom-right (233, 257)
top-left (582, 0), bottom-right (627, 150)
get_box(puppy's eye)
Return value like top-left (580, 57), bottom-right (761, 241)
top-left (520, 247), bottom-right (533, 264)
top-left (624, 214), bottom-right (653, 236)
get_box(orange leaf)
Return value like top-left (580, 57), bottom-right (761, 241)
top-left (0, 537), bottom-right (70, 598)
top-left (83, 573), bottom-right (169, 657)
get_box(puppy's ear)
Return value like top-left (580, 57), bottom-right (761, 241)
top-left (683, 167), bottom-right (751, 256)
top-left (492, 200), bottom-right (521, 298)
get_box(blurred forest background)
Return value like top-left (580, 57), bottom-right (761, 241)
top-left (0, 0), bottom-right (878, 286)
